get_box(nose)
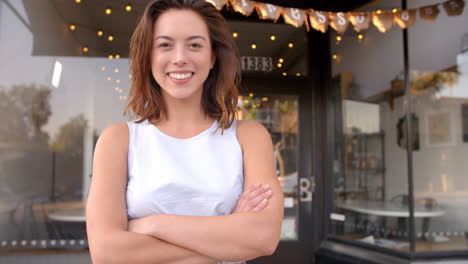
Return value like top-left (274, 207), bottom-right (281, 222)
top-left (172, 44), bottom-right (187, 66)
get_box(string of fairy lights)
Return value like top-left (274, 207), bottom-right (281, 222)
top-left (68, 0), bottom-right (134, 101)
top-left (230, 30), bottom-right (302, 76)
top-left (331, 32), bottom-right (367, 63)
top-left (101, 65), bottom-right (131, 101)
top-left (69, 0), bottom-right (132, 56)
top-left (67, 0), bottom-right (312, 82)
top-left (66, 0), bottom-right (371, 101)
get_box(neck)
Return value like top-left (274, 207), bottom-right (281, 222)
top-left (159, 89), bottom-right (213, 127)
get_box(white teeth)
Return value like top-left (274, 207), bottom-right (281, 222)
top-left (168, 72), bottom-right (192, 80)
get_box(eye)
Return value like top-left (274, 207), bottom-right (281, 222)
top-left (157, 43), bottom-right (171, 48)
top-left (189, 43), bottom-right (202, 48)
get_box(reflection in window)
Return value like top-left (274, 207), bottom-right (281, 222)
top-left (0, 0), bottom-right (131, 250)
top-left (330, 0), bottom-right (468, 254)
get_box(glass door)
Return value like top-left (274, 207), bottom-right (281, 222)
top-left (237, 94), bottom-right (300, 240)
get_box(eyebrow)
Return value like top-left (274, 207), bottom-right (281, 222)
top-left (154, 35), bottom-right (207, 41)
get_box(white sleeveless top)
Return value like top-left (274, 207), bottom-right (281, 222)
top-left (125, 119), bottom-right (245, 264)
top-left (126, 118), bottom-right (243, 217)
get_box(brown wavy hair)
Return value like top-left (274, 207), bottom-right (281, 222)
top-left (124, 0), bottom-right (240, 131)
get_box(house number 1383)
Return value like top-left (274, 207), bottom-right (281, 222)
top-left (241, 56), bottom-right (273, 72)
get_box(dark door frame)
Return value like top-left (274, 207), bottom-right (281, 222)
top-left (241, 28), bottom-right (332, 264)
top-left (240, 75), bottom-right (314, 264)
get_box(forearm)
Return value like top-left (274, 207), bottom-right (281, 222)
top-left (146, 213), bottom-right (278, 262)
top-left (89, 230), bottom-right (219, 264)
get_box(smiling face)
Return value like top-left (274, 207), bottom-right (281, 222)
top-left (151, 9), bottom-right (215, 101)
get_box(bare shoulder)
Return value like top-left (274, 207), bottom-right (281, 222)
top-left (96, 122), bottom-right (129, 152)
top-left (236, 120), bottom-right (272, 149)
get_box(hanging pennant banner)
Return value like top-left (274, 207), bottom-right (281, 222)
top-left (349, 12), bottom-right (371, 32)
top-left (395, 9), bottom-right (417, 28)
top-left (230, 0), bottom-right (255, 15)
top-left (203, 0), bottom-right (466, 34)
top-left (308, 10), bottom-right (330, 33)
top-left (255, 3), bottom-right (282, 21)
top-left (443, 0), bottom-right (465, 16)
top-left (283, 8), bottom-right (307, 28)
top-left (205, 0), bottom-right (227, 10)
top-left (373, 11), bottom-right (394, 32)
top-left (329, 12), bottom-right (349, 34)
top-left (419, 4), bottom-right (440, 21)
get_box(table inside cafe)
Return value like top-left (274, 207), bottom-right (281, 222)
top-left (335, 200), bottom-right (445, 240)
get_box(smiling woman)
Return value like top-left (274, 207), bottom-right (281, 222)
top-left (125, 0), bottom-right (241, 130)
top-left (85, 0), bottom-right (283, 264)
top-left (151, 9), bottom-right (215, 101)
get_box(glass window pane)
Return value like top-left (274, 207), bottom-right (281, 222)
top-left (0, 0), bottom-right (129, 251)
top-left (330, 0), bottom-right (417, 253)
top-left (408, 0), bottom-right (468, 252)
top-left (0, 0), bottom-right (309, 254)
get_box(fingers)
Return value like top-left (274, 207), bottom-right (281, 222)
top-left (246, 184), bottom-right (270, 201)
top-left (251, 198), bottom-right (268, 212)
top-left (249, 189), bottom-right (272, 207)
top-left (235, 184), bottom-right (272, 213)
top-left (233, 185), bottom-right (261, 213)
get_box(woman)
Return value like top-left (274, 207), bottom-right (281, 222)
top-left (86, 0), bottom-right (284, 263)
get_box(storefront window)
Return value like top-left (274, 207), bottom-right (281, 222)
top-left (0, 0), bottom-right (308, 256)
top-left (407, 0), bottom-right (468, 253)
top-left (330, 1), bottom-right (412, 253)
top-left (330, 0), bottom-right (468, 256)
top-left (0, 0), bottom-right (130, 252)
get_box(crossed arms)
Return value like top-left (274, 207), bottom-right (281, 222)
top-left (86, 121), bottom-right (284, 264)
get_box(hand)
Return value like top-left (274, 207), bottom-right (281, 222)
top-left (232, 184), bottom-right (272, 213)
